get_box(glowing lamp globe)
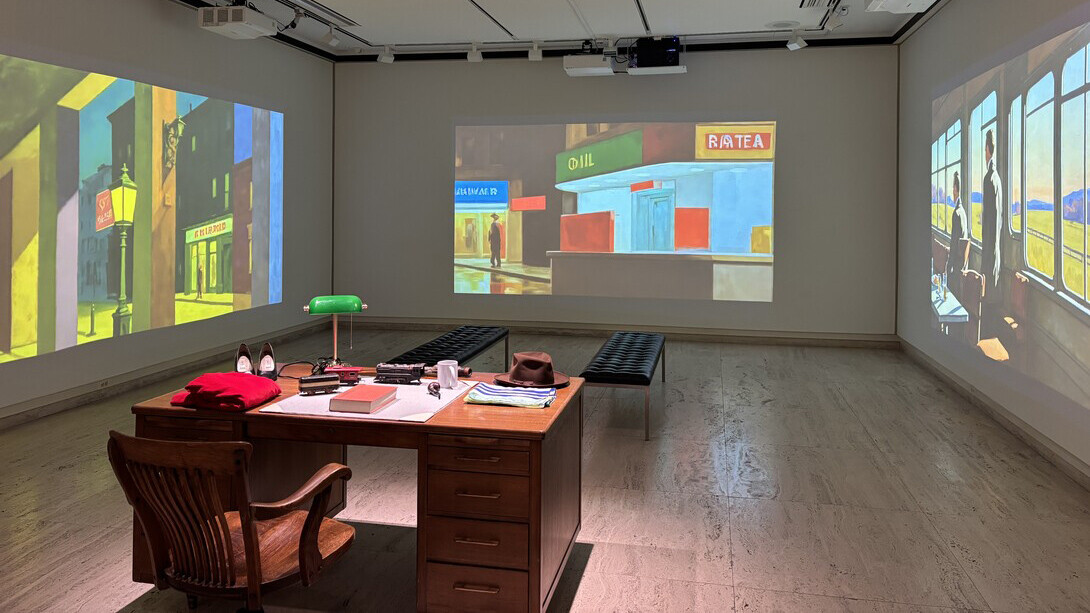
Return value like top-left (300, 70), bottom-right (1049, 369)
top-left (111, 164), bottom-right (137, 225)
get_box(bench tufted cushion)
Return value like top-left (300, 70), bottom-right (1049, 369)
top-left (580, 332), bottom-right (665, 386)
top-left (387, 326), bottom-right (508, 367)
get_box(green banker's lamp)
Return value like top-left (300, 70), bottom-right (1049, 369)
top-left (304, 295), bottom-right (366, 363)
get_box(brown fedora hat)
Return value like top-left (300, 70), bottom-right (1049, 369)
top-left (494, 351), bottom-right (570, 388)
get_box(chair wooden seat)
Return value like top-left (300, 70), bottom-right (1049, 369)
top-left (108, 431), bottom-right (354, 611)
top-left (218, 510), bottom-right (354, 588)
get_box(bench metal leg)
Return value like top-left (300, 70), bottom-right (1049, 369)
top-left (644, 387), bottom-right (650, 441)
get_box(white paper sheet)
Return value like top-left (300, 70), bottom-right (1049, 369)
top-left (259, 378), bottom-right (478, 423)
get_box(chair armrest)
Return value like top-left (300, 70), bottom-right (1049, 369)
top-left (251, 463), bottom-right (352, 520)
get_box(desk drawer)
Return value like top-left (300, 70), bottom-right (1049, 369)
top-left (430, 434), bottom-right (530, 451)
top-left (426, 562), bottom-right (527, 613)
top-left (141, 416), bottom-right (236, 441)
top-left (429, 445), bottom-right (529, 476)
top-left (427, 469), bottom-right (529, 520)
top-left (426, 516), bottom-right (528, 570)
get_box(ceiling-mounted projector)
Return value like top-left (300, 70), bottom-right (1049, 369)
top-left (865, 0), bottom-right (932, 14)
top-left (628, 36), bottom-right (686, 75)
top-left (563, 54), bottom-right (616, 77)
top-left (198, 6), bottom-right (278, 40)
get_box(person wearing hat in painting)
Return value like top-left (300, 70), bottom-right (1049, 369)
top-left (488, 213), bottom-right (503, 268)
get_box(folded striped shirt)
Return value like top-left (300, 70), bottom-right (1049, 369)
top-left (465, 383), bottom-right (557, 408)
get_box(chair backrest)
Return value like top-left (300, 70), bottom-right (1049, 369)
top-left (1010, 272), bottom-right (1029, 319)
top-left (932, 238), bottom-right (950, 275)
top-left (959, 270), bottom-right (985, 345)
top-left (108, 431), bottom-right (259, 592)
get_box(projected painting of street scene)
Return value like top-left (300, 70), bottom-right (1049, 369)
top-left (454, 122), bottom-right (775, 301)
top-left (0, 52), bottom-right (283, 363)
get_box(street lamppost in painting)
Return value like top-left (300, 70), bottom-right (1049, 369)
top-left (110, 164), bottom-right (137, 336)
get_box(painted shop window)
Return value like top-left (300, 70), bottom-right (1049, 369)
top-left (969, 92), bottom-right (998, 242)
top-left (1026, 71), bottom-right (1056, 279)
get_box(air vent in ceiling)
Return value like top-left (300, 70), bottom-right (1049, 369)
top-left (799, 0), bottom-right (838, 8)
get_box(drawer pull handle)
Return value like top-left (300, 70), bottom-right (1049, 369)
top-left (455, 456), bottom-right (502, 463)
top-left (456, 437), bottom-right (500, 445)
top-left (453, 583), bottom-right (500, 595)
top-left (454, 537), bottom-right (501, 547)
top-left (455, 491), bottom-right (501, 499)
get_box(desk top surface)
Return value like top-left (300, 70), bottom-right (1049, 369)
top-left (132, 364), bottom-right (584, 440)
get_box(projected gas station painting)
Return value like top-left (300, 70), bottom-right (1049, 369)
top-left (454, 122), bottom-right (776, 301)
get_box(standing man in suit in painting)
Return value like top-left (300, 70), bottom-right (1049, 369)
top-left (981, 129), bottom-right (1003, 302)
top-left (488, 213), bottom-right (502, 268)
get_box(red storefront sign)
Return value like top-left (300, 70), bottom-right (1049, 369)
top-left (95, 190), bottom-right (114, 231)
top-left (511, 195), bottom-right (547, 211)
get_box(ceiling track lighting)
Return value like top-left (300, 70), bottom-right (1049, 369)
top-left (378, 45), bottom-right (395, 63)
top-left (321, 24), bottom-right (341, 48)
top-left (467, 43), bottom-right (483, 63)
top-left (528, 41), bottom-right (543, 62)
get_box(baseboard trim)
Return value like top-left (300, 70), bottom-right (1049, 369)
top-left (341, 316), bottom-right (901, 349)
top-left (0, 320), bottom-right (327, 432)
top-left (901, 339), bottom-right (1090, 491)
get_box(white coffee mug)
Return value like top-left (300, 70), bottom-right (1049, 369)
top-left (437, 360), bottom-right (458, 389)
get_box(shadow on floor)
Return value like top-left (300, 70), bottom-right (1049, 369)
top-left (115, 522), bottom-right (592, 612)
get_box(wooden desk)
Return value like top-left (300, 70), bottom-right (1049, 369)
top-left (130, 367), bottom-right (583, 613)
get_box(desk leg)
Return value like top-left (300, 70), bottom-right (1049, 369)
top-left (416, 440), bottom-right (429, 613)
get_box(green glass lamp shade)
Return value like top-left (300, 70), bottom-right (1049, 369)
top-left (304, 295), bottom-right (365, 314)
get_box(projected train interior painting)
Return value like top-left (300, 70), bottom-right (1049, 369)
top-left (454, 122), bottom-right (775, 301)
top-left (0, 52), bottom-right (283, 363)
top-left (930, 20), bottom-right (1090, 409)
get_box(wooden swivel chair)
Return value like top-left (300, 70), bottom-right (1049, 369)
top-left (107, 431), bottom-right (354, 612)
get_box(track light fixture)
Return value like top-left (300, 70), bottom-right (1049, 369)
top-left (321, 24), bottom-right (341, 48)
top-left (786, 33), bottom-right (808, 51)
top-left (378, 45), bottom-right (395, 63)
top-left (528, 41), bottom-right (543, 62)
top-left (467, 43), bottom-right (483, 63)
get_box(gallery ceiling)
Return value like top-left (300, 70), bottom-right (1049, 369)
top-left (187, 0), bottom-right (942, 59)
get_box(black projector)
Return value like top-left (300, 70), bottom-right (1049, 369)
top-left (631, 36), bottom-right (681, 69)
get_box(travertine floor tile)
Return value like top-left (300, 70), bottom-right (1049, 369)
top-left (724, 443), bottom-right (917, 511)
top-left (730, 498), bottom-right (988, 609)
top-left (927, 508), bottom-right (1090, 612)
top-left (734, 587), bottom-right (988, 612)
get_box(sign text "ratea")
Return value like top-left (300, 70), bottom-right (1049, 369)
top-left (704, 132), bottom-right (772, 151)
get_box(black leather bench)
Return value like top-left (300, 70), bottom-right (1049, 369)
top-left (580, 331), bottom-right (666, 440)
top-left (387, 325), bottom-right (509, 367)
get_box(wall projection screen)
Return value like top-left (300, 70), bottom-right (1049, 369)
top-left (454, 122), bottom-right (775, 301)
top-left (0, 52), bottom-right (283, 364)
top-left (929, 20), bottom-right (1090, 411)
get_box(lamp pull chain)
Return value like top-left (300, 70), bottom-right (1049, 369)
top-left (349, 313), bottom-right (354, 350)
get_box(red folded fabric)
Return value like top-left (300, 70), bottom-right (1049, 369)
top-left (171, 372), bottom-right (282, 412)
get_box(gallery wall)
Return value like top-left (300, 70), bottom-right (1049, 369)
top-left (333, 46), bottom-right (898, 337)
top-left (0, 0), bottom-right (333, 416)
top-left (900, 0), bottom-right (1090, 469)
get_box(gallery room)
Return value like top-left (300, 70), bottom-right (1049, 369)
top-left (2, 0), bottom-right (1090, 611)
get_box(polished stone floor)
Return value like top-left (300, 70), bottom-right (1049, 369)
top-left (2, 330), bottom-right (1089, 612)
